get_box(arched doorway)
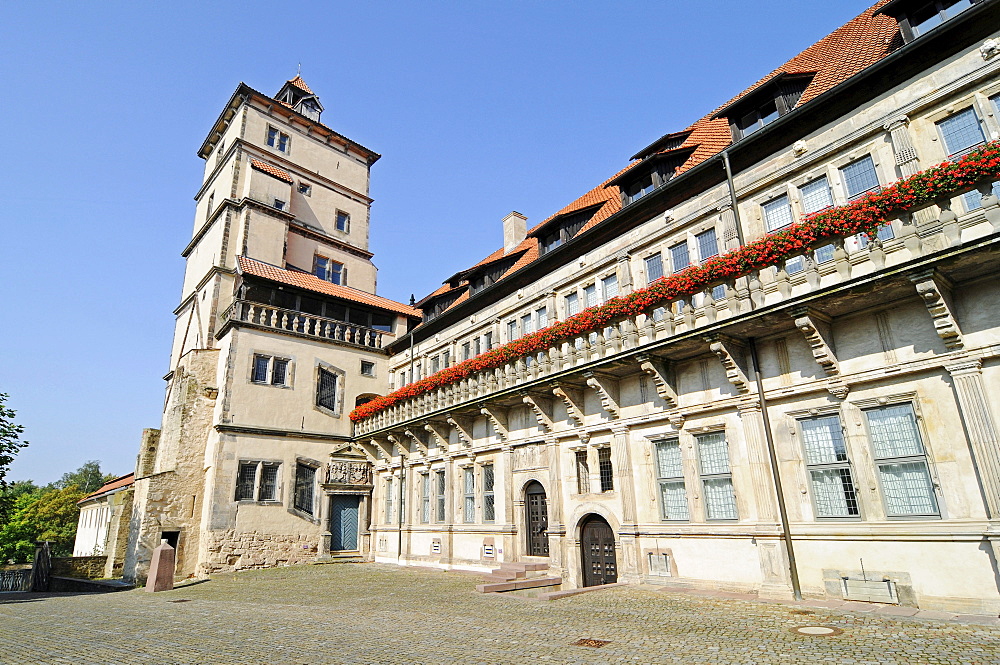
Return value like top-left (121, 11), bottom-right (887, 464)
top-left (580, 515), bottom-right (617, 586)
top-left (524, 481), bottom-right (549, 557)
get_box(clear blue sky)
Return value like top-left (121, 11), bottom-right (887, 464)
top-left (0, 1), bottom-right (875, 484)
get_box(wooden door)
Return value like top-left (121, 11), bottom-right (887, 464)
top-left (330, 495), bottom-right (360, 551)
top-left (525, 482), bottom-right (549, 557)
top-left (581, 516), bottom-right (617, 587)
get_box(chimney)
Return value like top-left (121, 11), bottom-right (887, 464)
top-left (502, 211), bottom-right (527, 253)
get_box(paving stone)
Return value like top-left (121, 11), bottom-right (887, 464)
top-left (0, 563), bottom-right (998, 664)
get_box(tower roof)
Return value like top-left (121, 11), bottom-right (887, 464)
top-left (286, 75), bottom-right (313, 94)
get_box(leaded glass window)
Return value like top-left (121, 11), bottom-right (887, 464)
top-left (385, 477), bottom-right (394, 523)
top-left (697, 432), bottom-right (738, 520)
top-left (670, 242), bottom-right (690, 271)
top-left (271, 358), bottom-right (288, 386)
top-left (259, 464), bottom-right (278, 501)
top-left (645, 253), bottom-right (664, 284)
top-left (482, 464), bottom-right (495, 523)
top-left (575, 450), bottom-right (590, 494)
top-left (435, 470), bottom-right (446, 522)
top-left (601, 274), bottom-right (619, 301)
top-left (236, 463), bottom-right (257, 500)
top-left (800, 415), bottom-right (859, 518)
top-left (316, 368), bottom-right (338, 411)
top-left (252, 355), bottom-right (270, 384)
top-left (841, 156), bottom-right (880, 200)
top-left (864, 404), bottom-right (939, 517)
top-left (566, 292), bottom-right (580, 316)
top-left (584, 284), bottom-right (598, 308)
top-left (696, 228), bottom-right (718, 261)
top-left (420, 472), bottom-right (430, 523)
top-left (763, 194), bottom-right (794, 231)
top-left (654, 438), bottom-right (689, 521)
top-left (463, 467), bottom-right (475, 523)
top-left (937, 107), bottom-right (985, 158)
top-left (294, 464), bottom-right (315, 515)
top-left (800, 176), bottom-right (833, 214)
top-left (598, 447), bottom-right (614, 492)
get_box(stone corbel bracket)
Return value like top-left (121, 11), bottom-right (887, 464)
top-left (402, 429), bottom-right (429, 455)
top-left (521, 392), bottom-right (554, 432)
top-left (911, 269), bottom-right (964, 350)
top-left (480, 405), bottom-right (509, 441)
top-left (552, 383), bottom-right (585, 426)
top-left (423, 421), bottom-right (451, 449)
top-left (355, 441), bottom-right (379, 463)
top-left (446, 414), bottom-right (475, 446)
top-left (386, 434), bottom-right (408, 459)
top-left (707, 334), bottom-right (751, 394)
top-left (790, 306), bottom-right (841, 378)
top-left (637, 354), bottom-right (677, 408)
top-left (369, 437), bottom-right (394, 460)
top-left (584, 371), bottom-right (621, 419)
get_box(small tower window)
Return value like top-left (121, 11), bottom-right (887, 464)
top-left (267, 127), bottom-right (289, 153)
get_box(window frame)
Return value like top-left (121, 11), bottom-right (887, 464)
top-left (696, 431), bottom-right (739, 521)
top-left (315, 365), bottom-right (341, 415)
top-left (482, 464), bottom-right (495, 523)
top-left (936, 106), bottom-right (986, 159)
top-left (669, 241), bottom-right (690, 272)
top-left (462, 467), bottom-right (476, 523)
top-left (313, 255), bottom-right (345, 285)
top-left (298, 182), bottom-right (312, 196)
top-left (575, 449), bottom-right (591, 494)
top-left (862, 403), bottom-right (940, 519)
top-left (434, 469), bottom-right (446, 523)
top-left (235, 461), bottom-right (281, 503)
top-left (653, 438), bottom-right (690, 521)
top-left (695, 228), bottom-right (718, 262)
top-left (293, 462), bottom-right (317, 516)
top-left (360, 360), bottom-right (376, 377)
top-left (839, 155), bottom-right (881, 201)
top-left (420, 472), bottom-right (430, 524)
top-left (597, 447), bottom-right (614, 493)
top-left (266, 126), bottom-right (290, 153)
top-left (250, 354), bottom-right (291, 388)
top-left (335, 210), bottom-right (350, 233)
top-left (762, 193), bottom-right (795, 232)
top-left (798, 414), bottom-right (861, 519)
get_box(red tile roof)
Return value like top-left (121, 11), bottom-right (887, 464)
top-left (78, 473), bottom-right (134, 504)
top-left (237, 256), bottom-right (422, 317)
top-left (411, 1), bottom-right (901, 324)
top-left (250, 158), bottom-right (294, 183)
top-left (287, 75), bottom-right (314, 94)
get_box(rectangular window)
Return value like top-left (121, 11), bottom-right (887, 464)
top-left (252, 355), bottom-right (270, 383)
top-left (800, 176), bottom-right (834, 214)
top-left (473, 337), bottom-right (481, 357)
top-left (271, 358), bottom-right (288, 386)
top-left (259, 464), bottom-right (278, 501)
top-left (598, 447), bottom-right (614, 492)
top-left (482, 464), bottom-right (495, 523)
top-left (206, 193), bottom-right (214, 220)
top-left (507, 320), bottom-right (517, 341)
top-left (336, 211), bottom-right (350, 232)
top-left (360, 360), bottom-right (375, 377)
top-left (711, 284), bottom-right (726, 301)
top-left (463, 467), bottom-right (475, 523)
top-left (521, 313), bottom-right (533, 335)
top-left (267, 127), bottom-right (289, 152)
top-left (670, 242), bottom-right (690, 271)
top-left (252, 355), bottom-right (288, 386)
top-left (462, 342), bottom-right (471, 361)
top-left (430, 355), bottom-right (440, 373)
top-left (763, 194), bottom-right (794, 231)
top-left (294, 464), bottom-right (316, 515)
top-left (484, 331), bottom-right (493, 350)
top-left (566, 292), bottom-right (581, 316)
top-left (937, 107), bottom-right (985, 158)
top-left (385, 477), bottom-right (395, 523)
top-left (696, 228), bottom-right (718, 261)
top-left (601, 274), bottom-right (619, 301)
top-left (236, 462), bottom-right (257, 500)
top-left (441, 349), bottom-right (450, 368)
top-left (864, 404), bottom-right (939, 517)
top-left (841, 156), bottom-right (880, 200)
top-left (800, 415), bottom-right (859, 518)
top-left (273, 199), bottom-right (286, 212)
top-left (535, 307), bottom-right (548, 330)
top-left (420, 473), bottom-right (430, 524)
top-left (298, 183), bottom-right (312, 196)
top-left (645, 253), bottom-right (664, 283)
top-left (584, 284), bottom-right (598, 308)
top-left (435, 470), bottom-right (446, 522)
top-left (697, 432), bottom-right (738, 520)
top-left (654, 438), bottom-right (689, 520)
top-left (575, 450), bottom-right (590, 494)
top-left (856, 223), bottom-right (895, 248)
top-left (814, 243), bottom-right (836, 263)
top-left (313, 256), bottom-right (344, 285)
top-left (316, 368), bottom-right (338, 411)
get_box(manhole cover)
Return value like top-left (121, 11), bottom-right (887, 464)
top-left (168, 599), bottom-right (191, 603)
top-left (571, 639), bottom-right (611, 648)
top-left (790, 625), bottom-right (843, 636)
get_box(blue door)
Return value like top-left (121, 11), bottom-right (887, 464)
top-left (330, 495), bottom-right (360, 551)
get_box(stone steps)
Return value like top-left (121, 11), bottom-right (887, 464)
top-left (476, 561), bottom-right (560, 593)
top-left (476, 576), bottom-right (563, 594)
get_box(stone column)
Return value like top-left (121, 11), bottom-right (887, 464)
top-left (736, 399), bottom-right (779, 524)
top-left (443, 453), bottom-right (456, 564)
top-left (616, 254), bottom-right (633, 293)
top-left (946, 359), bottom-right (1000, 518)
top-left (545, 435), bottom-right (565, 572)
top-left (612, 424), bottom-right (642, 582)
top-left (884, 116), bottom-right (920, 178)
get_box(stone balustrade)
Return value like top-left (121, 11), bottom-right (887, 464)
top-left (354, 183), bottom-right (1000, 438)
top-left (223, 300), bottom-right (392, 350)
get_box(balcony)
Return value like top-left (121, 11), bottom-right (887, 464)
top-left (354, 179), bottom-right (1000, 439)
top-left (222, 299), bottom-right (393, 350)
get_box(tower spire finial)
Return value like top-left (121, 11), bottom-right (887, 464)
top-left (297, 62), bottom-right (301, 77)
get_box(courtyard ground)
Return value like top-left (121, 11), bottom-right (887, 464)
top-left (1, 562), bottom-right (998, 664)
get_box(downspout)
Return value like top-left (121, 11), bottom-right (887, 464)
top-left (749, 337), bottom-right (802, 601)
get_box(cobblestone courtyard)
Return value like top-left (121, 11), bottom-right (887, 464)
top-left (1, 563), bottom-right (998, 664)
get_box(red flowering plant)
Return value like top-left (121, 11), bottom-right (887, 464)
top-left (352, 142), bottom-right (1000, 422)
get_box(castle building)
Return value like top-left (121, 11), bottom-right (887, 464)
top-left (129, 1), bottom-right (1000, 614)
top-left (353, 0), bottom-right (1000, 613)
top-left (124, 77), bottom-right (420, 581)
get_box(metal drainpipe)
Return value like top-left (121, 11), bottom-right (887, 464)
top-left (749, 337), bottom-right (802, 601)
top-left (397, 465), bottom-right (405, 564)
top-left (722, 147), bottom-right (800, 597)
top-left (721, 150), bottom-right (747, 247)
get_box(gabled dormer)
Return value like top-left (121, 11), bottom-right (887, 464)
top-left (528, 203), bottom-right (603, 255)
top-left (714, 72), bottom-right (814, 142)
top-left (606, 145), bottom-right (696, 207)
top-left (275, 75), bottom-right (325, 122)
top-left (875, 0), bottom-right (985, 43)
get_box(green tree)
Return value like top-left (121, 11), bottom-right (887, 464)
top-left (52, 460), bottom-right (113, 494)
top-left (0, 485), bottom-right (85, 563)
top-left (0, 393), bottom-right (28, 490)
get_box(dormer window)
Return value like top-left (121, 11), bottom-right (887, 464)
top-left (878, 0), bottom-right (982, 43)
top-left (532, 204), bottom-right (601, 255)
top-left (468, 257), bottom-right (517, 295)
top-left (715, 73), bottom-right (813, 142)
top-left (607, 147), bottom-right (695, 208)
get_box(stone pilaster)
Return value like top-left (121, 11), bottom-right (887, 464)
top-left (735, 400), bottom-right (778, 524)
top-left (545, 435), bottom-right (565, 572)
top-left (946, 360), bottom-right (1000, 519)
top-left (884, 116), bottom-right (920, 177)
top-left (612, 424), bottom-right (642, 583)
